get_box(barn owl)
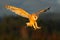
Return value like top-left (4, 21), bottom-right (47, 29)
top-left (5, 5), bottom-right (50, 30)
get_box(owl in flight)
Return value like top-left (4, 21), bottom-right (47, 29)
top-left (5, 5), bottom-right (50, 30)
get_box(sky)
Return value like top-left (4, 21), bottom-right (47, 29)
top-left (0, 0), bottom-right (60, 16)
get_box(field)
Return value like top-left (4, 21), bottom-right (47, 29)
top-left (0, 13), bottom-right (60, 40)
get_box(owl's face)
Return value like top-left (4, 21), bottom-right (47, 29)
top-left (32, 14), bottom-right (38, 20)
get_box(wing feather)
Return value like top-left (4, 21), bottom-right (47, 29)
top-left (33, 7), bottom-right (51, 17)
top-left (5, 5), bottom-right (31, 18)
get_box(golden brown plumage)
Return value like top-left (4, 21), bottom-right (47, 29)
top-left (5, 5), bottom-right (50, 30)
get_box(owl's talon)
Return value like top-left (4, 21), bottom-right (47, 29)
top-left (26, 23), bottom-right (29, 26)
top-left (26, 23), bottom-right (32, 27)
top-left (37, 27), bottom-right (41, 29)
top-left (34, 27), bottom-right (41, 30)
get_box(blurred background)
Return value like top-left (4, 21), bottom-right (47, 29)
top-left (0, 0), bottom-right (60, 40)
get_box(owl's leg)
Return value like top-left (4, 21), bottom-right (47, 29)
top-left (35, 22), bottom-right (41, 29)
top-left (33, 23), bottom-right (36, 30)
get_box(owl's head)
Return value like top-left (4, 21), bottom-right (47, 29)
top-left (32, 14), bottom-right (38, 20)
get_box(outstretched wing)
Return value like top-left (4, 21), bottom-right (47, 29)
top-left (5, 5), bottom-right (31, 18)
top-left (33, 7), bottom-right (51, 16)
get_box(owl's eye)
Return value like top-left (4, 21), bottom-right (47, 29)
top-left (34, 16), bottom-right (38, 20)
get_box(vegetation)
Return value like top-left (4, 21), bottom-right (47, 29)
top-left (0, 12), bottom-right (60, 40)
